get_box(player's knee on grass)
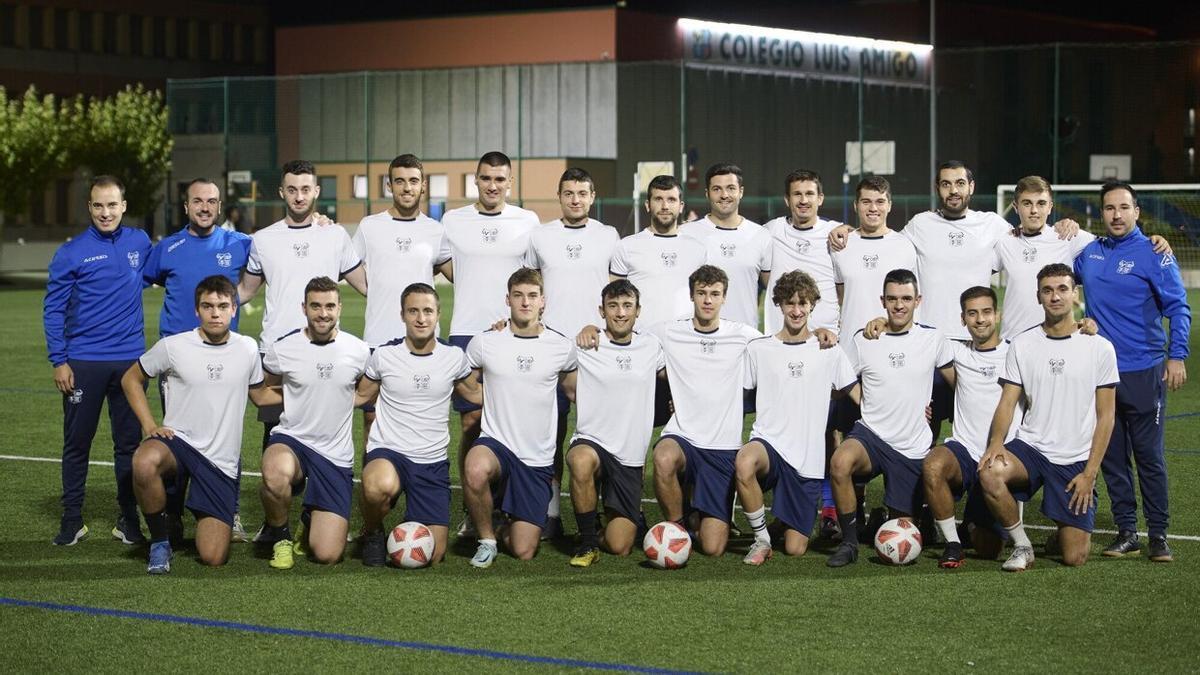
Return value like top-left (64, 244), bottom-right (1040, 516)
top-left (508, 522), bottom-right (541, 560)
top-left (698, 518), bottom-right (729, 556)
top-left (783, 530), bottom-right (810, 557)
top-left (1058, 526), bottom-right (1090, 567)
top-left (602, 515), bottom-right (637, 556)
top-left (195, 518), bottom-right (231, 566)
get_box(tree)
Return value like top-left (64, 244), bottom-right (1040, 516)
top-left (0, 87), bottom-right (70, 223)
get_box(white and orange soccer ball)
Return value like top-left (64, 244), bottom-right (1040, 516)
top-left (387, 521), bottom-right (435, 569)
top-left (873, 518), bottom-right (923, 565)
top-left (643, 521), bottom-right (692, 569)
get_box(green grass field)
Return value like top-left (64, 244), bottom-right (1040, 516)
top-left (1, 281), bottom-right (1198, 672)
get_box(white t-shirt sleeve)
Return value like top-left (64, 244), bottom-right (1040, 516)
top-left (262, 341), bottom-right (281, 375)
top-left (466, 335), bottom-right (485, 369)
top-left (1069, 230), bottom-right (1097, 258)
top-left (364, 349), bottom-right (382, 381)
top-left (561, 341), bottom-right (579, 372)
top-left (453, 349), bottom-right (473, 380)
top-left (831, 346), bottom-right (857, 391)
top-left (436, 232), bottom-right (453, 266)
top-left (351, 221), bottom-right (367, 261)
top-left (609, 241), bottom-right (630, 277)
top-left (139, 339), bottom-right (170, 378)
top-left (339, 229), bottom-right (362, 276)
top-left (936, 336), bottom-right (955, 369)
top-left (1095, 338), bottom-right (1120, 388)
top-left (1000, 343), bottom-right (1022, 387)
top-left (246, 238), bottom-right (263, 275)
top-left (744, 342), bottom-right (759, 389)
top-left (758, 232), bottom-right (773, 272)
top-left (248, 349), bottom-right (265, 386)
top-left (990, 241), bottom-right (1003, 272)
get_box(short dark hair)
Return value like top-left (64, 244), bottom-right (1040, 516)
top-left (1036, 263), bottom-right (1076, 287)
top-left (959, 285), bottom-right (997, 311)
top-left (601, 278), bottom-right (640, 306)
top-left (705, 162), bottom-right (743, 189)
top-left (184, 178), bottom-right (219, 201)
top-left (689, 264), bottom-right (728, 294)
top-left (1100, 180), bottom-right (1138, 207)
top-left (772, 270), bottom-right (820, 307)
top-left (508, 267), bottom-right (543, 292)
top-left (883, 268), bottom-right (919, 295)
top-left (1014, 175), bottom-right (1052, 199)
top-left (281, 160), bottom-right (316, 183)
top-left (89, 175), bottom-right (125, 199)
top-left (783, 169), bottom-right (823, 195)
top-left (647, 174), bottom-right (681, 197)
top-left (193, 275), bottom-right (237, 308)
top-left (400, 282), bottom-right (440, 311)
top-left (936, 160), bottom-right (974, 184)
top-left (478, 151), bottom-right (512, 171)
top-left (559, 167), bottom-right (594, 193)
top-left (855, 175), bottom-right (891, 200)
top-left (304, 276), bottom-right (340, 300)
top-left (388, 154), bottom-right (424, 179)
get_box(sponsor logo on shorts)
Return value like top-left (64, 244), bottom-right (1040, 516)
top-left (516, 355), bottom-right (534, 372)
top-left (566, 243), bottom-right (583, 260)
top-left (317, 362), bottom-right (333, 379)
top-left (1049, 358), bottom-right (1065, 374)
top-left (293, 242), bottom-right (310, 258)
top-left (206, 363), bottom-right (224, 380)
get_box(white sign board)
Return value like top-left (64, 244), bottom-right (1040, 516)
top-left (1090, 154), bottom-right (1131, 181)
top-left (635, 161), bottom-right (676, 197)
top-left (227, 170), bottom-right (252, 184)
top-left (845, 141), bottom-right (896, 175)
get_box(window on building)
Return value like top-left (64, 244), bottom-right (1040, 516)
top-left (0, 6), bottom-right (16, 47)
top-left (197, 20), bottom-right (210, 60)
top-left (240, 23), bottom-right (253, 63)
top-left (318, 176), bottom-right (338, 199)
top-left (353, 175), bottom-right (368, 199)
top-left (53, 8), bottom-right (69, 49)
top-left (222, 22), bottom-right (234, 62)
top-left (129, 14), bottom-right (144, 56)
top-left (101, 12), bottom-right (117, 54)
top-left (78, 10), bottom-right (94, 52)
top-left (152, 15), bottom-right (166, 57)
top-left (29, 6), bottom-right (45, 49)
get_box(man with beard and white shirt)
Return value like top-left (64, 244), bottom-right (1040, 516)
top-left (763, 170), bottom-right (841, 336)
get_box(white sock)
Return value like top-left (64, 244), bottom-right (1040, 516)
top-left (547, 480), bottom-right (561, 518)
top-left (1006, 521), bottom-right (1032, 549)
top-left (936, 517), bottom-right (960, 544)
top-left (745, 507), bottom-right (770, 544)
top-left (479, 537), bottom-right (497, 549)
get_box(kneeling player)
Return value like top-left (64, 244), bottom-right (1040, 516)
top-left (258, 277), bottom-right (370, 568)
top-left (462, 268), bottom-right (578, 568)
top-left (561, 279), bottom-right (665, 565)
top-left (355, 283), bottom-right (481, 566)
top-left (978, 264), bottom-right (1117, 570)
top-left (738, 270), bottom-right (856, 564)
top-left (123, 276), bottom-right (274, 573)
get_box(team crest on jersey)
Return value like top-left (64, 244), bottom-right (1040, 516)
top-left (616, 354), bottom-right (632, 371)
top-left (795, 239), bottom-right (811, 254)
top-left (566, 243), bottom-right (583, 260)
top-left (316, 362), bottom-right (333, 379)
top-left (68, 388), bottom-right (83, 404)
top-left (216, 252), bottom-right (233, 268)
top-left (979, 365), bottom-right (996, 379)
top-left (1022, 247), bottom-right (1037, 263)
top-left (888, 352), bottom-right (906, 368)
top-left (661, 251), bottom-right (677, 267)
top-left (862, 254), bottom-right (879, 269)
top-left (1049, 358), bottom-right (1065, 374)
top-left (1117, 259), bottom-right (1135, 274)
top-left (412, 374), bottom-right (430, 390)
top-left (396, 237), bottom-right (412, 252)
top-left (481, 228), bottom-right (499, 243)
top-left (126, 251), bottom-right (140, 268)
top-left (948, 232), bottom-right (964, 247)
top-left (787, 361), bottom-right (804, 378)
top-left (700, 339), bottom-right (717, 354)
top-left (516, 355), bottom-right (534, 372)
top-left (720, 243), bottom-right (737, 258)
top-left (293, 242), bottom-right (310, 258)
top-left (206, 363), bottom-right (224, 380)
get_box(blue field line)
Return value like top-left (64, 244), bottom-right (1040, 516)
top-left (1165, 411), bottom-right (1200, 421)
top-left (0, 597), bottom-right (700, 674)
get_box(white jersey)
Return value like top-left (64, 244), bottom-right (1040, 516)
top-left (609, 230), bottom-right (706, 331)
top-left (762, 217), bottom-right (840, 334)
top-left (467, 326), bottom-right (578, 467)
top-left (525, 218), bottom-right (620, 337)
top-left (991, 227), bottom-right (1096, 340)
top-left (352, 211), bottom-right (451, 347)
top-left (138, 330), bottom-right (263, 480)
top-left (945, 340), bottom-right (1018, 460)
top-left (365, 338), bottom-right (471, 463)
top-left (1002, 328), bottom-right (1119, 464)
top-left (847, 324), bottom-right (954, 459)
top-left (745, 336), bottom-right (856, 478)
top-left (901, 209), bottom-right (1010, 339)
top-left (264, 329), bottom-right (370, 468)
top-left (443, 204), bottom-right (540, 337)
top-left (832, 229), bottom-right (918, 337)
top-left (653, 318), bottom-right (761, 450)
top-left (679, 216), bottom-right (771, 328)
top-left (571, 331), bottom-right (666, 467)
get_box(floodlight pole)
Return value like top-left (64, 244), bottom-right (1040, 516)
top-left (929, 0), bottom-right (937, 210)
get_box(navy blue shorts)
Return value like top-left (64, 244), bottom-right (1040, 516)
top-left (663, 434), bottom-right (737, 523)
top-left (270, 434), bottom-right (354, 520)
top-left (754, 438), bottom-right (822, 537)
top-left (359, 347), bottom-right (377, 413)
top-left (848, 421), bottom-right (925, 516)
top-left (1006, 439), bottom-right (1096, 532)
top-left (163, 436), bottom-right (238, 527)
top-left (364, 448), bottom-right (451, 526)
top-left (944, 440), bottom-right (997, 531)
top-left (448, 335), bottom-right (482, 414)
top-left (831, 396), bottom-right (861, 435)
top-left (570, 439), bottom-right (644, 521)
top-left (653, 378), bottom-right (673, 428)
top-left (474, 437), bottom-right (554, 528)
top-left (931, 368), bottom-right (954, 425)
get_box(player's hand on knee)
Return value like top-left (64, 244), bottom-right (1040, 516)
top-left (1052, 218), bottom-right (1080, 239)
top-left (814, 327), bottom-right (838, 348)
top-left (52, 363), bottom-right (74, 394)
top-left (1065, 471), bottom-right (1095, 515)
top-left (979, 445), bottom-right (1007, 470)
top-left (148, 426), bottom-right (176, 440)
top-left (863, 317), bottom-right (887, 339)
top-left (575, 324), bottom-right (600, 350)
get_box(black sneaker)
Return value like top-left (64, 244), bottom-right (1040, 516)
top-left (938, 541), bottom-right (965, 569)
top-left (827, 542), bottom-right (859, 568)
top-left (52, 521), bottom-right (88, 546)
top-left (361, 532), bottom-right (387, 567)
top-left (112, 515), bottom-right (146, 545)
top-left (1102, 530), bottom-right (1140, 557)
top-left (1148, 536), bottom-right (1173, 563)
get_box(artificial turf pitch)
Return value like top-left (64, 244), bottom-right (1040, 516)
top-left (1, 283), bottom-right (1198, 672)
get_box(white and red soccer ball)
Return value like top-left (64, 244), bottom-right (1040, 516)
top-left (873, 518), bottom-right (923, 565)
top-left (387, 521), bottom-right (435, 569)
top-left (643, 521), bottom-right (692, 569)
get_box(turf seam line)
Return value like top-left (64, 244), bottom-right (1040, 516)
top-left (0, 597), bottom-right (700, 674)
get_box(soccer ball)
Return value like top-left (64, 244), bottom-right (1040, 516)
top-left (386, 521), bottom-right (435, 569)
top-left (643, 521), bottom-right (692, 569)
top-left (873, 518), bottom-right (923, 565)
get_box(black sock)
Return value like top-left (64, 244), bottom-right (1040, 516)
top-left (144, 511), bottom-right (170, 543)
top-left (300, 508), bottom-right (312, 529)
top-left (265, 523), bottom-right (291, 542)
top-left (837, 511), bottom-right (859, 547)
top-left (577, 511), bottom-right (598, 548)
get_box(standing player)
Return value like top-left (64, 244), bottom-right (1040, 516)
top-left (461, 268), bottom-right (578, 567)
top-left (257, 277), bottom-right (370, 568)
top-left (826, 268), bottom-right (954, 567)
top-left (651, 265), bottom-right (761, 557)
top-left (763, 170), bottom-right (841, 336)
top-left (1075, 182), bottom-right (1190, 562)
top-left (524, 167), bottom-right (619, 538)
top-left (44, 175), bottom-right (151, 546)
top-left (978, 263), bottom-right (1118, 570)
top-left (560, 279), bottom-right (665, 566)
top-left (679, 163), bottom-right (771, 328)
top-left (355, 283), bottom-right (481, 567)
top-left (122, 276), bottom-right (273, 573)
top-left (737, 270), bottom-right (856, 564)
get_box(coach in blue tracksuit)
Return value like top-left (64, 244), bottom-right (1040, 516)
top-left (43, 175), bottom-right (151, 547)
top-left (1074, 181), bottom-right (1191, 563)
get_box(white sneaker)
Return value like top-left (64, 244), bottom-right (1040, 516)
top-left (456, 517), bottom-right (477, 540)
top-left (1001, 545), bottom-right (1035, 572)
top-left (231, 514), bottom-right (250, 543)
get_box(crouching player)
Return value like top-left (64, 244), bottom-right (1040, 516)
top-left (259, 276), bottom-right (370, 569)
top-left (737, 270), bottom-right (856, 564)
top-left (561, 279), bottom-right (665, 566)
top-left (123, 276), bottom-right (275, 573)
top-left (355, 283), bottom-right (481, 566)
top-left (979, 263), bottom-right (1117, 570)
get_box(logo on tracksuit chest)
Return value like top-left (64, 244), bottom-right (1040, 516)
top-left (216, 252), bottom-right (233, 268)
top-left (206, 363), bottom-right (224, 381)
top-left (1117, 259), bottom-right (1135, 274)
top-left (126, 251), bottom-right (140, 268)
